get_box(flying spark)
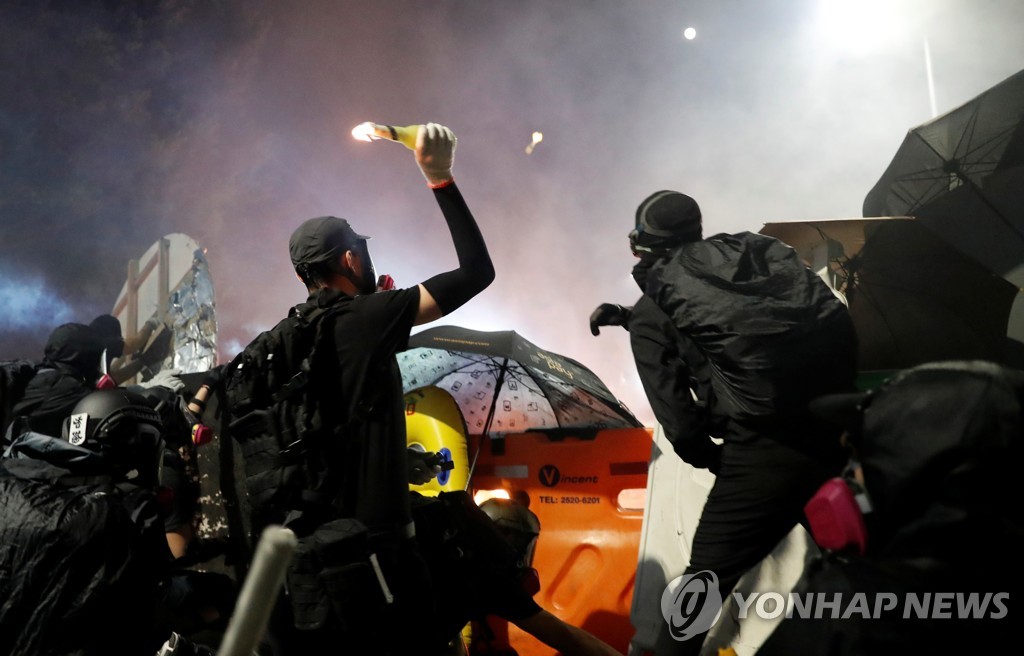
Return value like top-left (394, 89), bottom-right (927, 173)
top-left (525, 131), bottom-right (544, 155)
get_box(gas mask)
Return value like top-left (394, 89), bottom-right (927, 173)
top-left (804, 460), bottom-right (873, 555)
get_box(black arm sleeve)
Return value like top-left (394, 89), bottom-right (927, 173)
top-left (421, 182), bottom-right (495, 315)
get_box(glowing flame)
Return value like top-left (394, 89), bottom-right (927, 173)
top-left (473, 488), bottom-right (511, 505)
top-left (351, 121), bottom-right (377, 142)
top-left (525, 131), bottom-right (544, 155)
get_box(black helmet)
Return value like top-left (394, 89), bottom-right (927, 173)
top-left (480, 498), bottom-right (542, 566)
top-left (629, 190), bottom-right (703, 254)
top-left (61, 389), bottom-right (165, 487)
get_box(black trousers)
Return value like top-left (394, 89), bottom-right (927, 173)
top-left (659, 432), bottom-right (844, 655)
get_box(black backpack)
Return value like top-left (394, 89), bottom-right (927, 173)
top-left (1, 360), bottom-right (38, 444)
top-left (224, 300), bottom-right (349, 530)
top-left (648, 232), bottom-right (858, 423)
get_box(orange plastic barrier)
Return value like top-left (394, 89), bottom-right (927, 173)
top-left (470, 428), bottom-right (653, 655)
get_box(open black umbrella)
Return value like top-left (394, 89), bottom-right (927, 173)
top-left (844, 220), bottom-right (1021, 369)
top-left (863, 69), bottom-right (1024, 286)
top-left (398, 325), bottom-right (641, 437)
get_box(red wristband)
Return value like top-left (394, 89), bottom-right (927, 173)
top-left (428, 177), bottom-right (455, 190)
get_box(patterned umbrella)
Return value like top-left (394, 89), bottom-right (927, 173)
top-left (398, 325), bottom-right (641, 437)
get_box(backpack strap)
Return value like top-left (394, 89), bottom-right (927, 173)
top-left (270, 304), bottom-right (332, 405)
top-left (233, 299), bottom-right (354, 524)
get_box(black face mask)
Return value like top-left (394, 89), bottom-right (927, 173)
top-left (345, 239), bottom-right (377, 295)
top-left (632, 257), bottom-right (654, 291)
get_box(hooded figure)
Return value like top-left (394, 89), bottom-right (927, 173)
top-left (591, 190), bottom-right (858, 655)
top-left (11, 323), bottom-right (105, 437)
top-left (759, 360), bottom-right (1023, 655)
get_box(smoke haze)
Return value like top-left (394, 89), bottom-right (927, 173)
top-left (3, 0), bottom-right (1023, 424)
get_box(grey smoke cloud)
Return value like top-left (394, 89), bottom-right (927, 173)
top-left (0, 268), bottom-right (74, 331)
top-left (2, 0), bottom-right (1023, 424)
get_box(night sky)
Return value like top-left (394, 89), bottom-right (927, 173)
top-left (2, 0), bottom-right (1023, 424)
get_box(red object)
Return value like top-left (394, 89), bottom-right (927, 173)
top-left (192, 423), bottom-right (214, 447)
top-left (95, 374), bottom-right (117, 390)
top-left (804, 477), bottom-right (868, 555)
top-left (155, 485), bottom-right (177, 517)
top-left (377, 274), bottom-right (395, 292)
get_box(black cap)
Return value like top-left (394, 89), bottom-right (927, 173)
top-left (635, 190), bottom-right (702, 244)
top-left (89, 314), bottom-right (125, 357)
top-left (288, 216), bottom-right (370, 268)
top-left (89, 314), bottom-right (122, 340)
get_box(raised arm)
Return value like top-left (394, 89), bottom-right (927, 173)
top-left (410, 123), bottom-right (495, 325)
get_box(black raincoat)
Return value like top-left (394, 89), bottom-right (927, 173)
top-left (758, 361), bottom-right (1023, 654)
top-left (0, 432), bottom-right (169, 655)
top-left (1, 358), bottom-right (37, 439)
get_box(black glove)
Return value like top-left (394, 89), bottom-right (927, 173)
top-left (200, 364), bottom-right (225, 391)
top-left (139, 327), bottom-right (173, 367)
top-left (589, 303), bottom-right (632, 336)
top-left (407, 448), bottom-right (443, 485)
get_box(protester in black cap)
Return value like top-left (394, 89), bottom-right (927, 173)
top-left (91, 313), bottom-right (170, 384)
top-left (225, 122), bottom-right (494, 654)
top-left (591, 190), bottom-right (857, 655)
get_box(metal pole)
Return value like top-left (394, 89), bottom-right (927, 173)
top-left (217, 525), bottom-right (298, 656)
top-left (466, 357), bottom-right (509, 486)
top-left (924, 37), bottom-right (938, 118)
top-left (157, 237), bottom-right (171, 322)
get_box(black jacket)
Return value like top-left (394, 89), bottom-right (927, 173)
top-left (0, 432), bottom-right (169, 655)
top-left (1, 359), bottom-right (37, 441)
